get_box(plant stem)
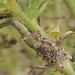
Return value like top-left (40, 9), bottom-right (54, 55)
top-left (62, 60), bottom-right (75, 75)
top-left (11, 20), bottom-right (40, 49)
top-left (5, 0), bottom-right (47, 38)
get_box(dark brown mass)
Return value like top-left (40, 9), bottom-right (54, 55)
top-left (37, 38), bottom-right (72, 67)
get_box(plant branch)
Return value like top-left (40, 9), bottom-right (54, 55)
top-left (11, 20), bottom-right (40, 49)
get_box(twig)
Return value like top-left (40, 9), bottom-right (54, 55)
top-left (29, 66), bottom-right (47, 74)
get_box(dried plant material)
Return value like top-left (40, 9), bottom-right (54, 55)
top-left (37, 38), bottom-right (72, 67)
top-left (57, 31), bottom-right (75, 45)
top-left (31, 30), bottom-right (41, 41)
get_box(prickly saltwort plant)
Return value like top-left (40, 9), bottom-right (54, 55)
top-left (0, 0), bottom-right (75, 75)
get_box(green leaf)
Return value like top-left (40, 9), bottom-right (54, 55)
top-left (36, 0), bottom-right (48, 19)
top-left (49, 25), bottom-right (60, 40)
top-left (18, 0), bottom-right (48, 21)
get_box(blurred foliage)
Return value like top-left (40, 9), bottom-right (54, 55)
top-left (0, 0), bottom-right (75, 75)
top-left (18, 0), bottom-right (48, 21)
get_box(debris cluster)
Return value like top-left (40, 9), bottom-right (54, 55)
top-left (37, 38), bottom-right (72, 67)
